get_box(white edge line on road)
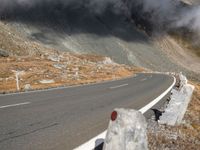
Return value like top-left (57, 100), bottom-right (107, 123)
top-left (109, 84), bottom-right (128, 89)
top-left (74, 76), bottom-right (176, 150)
top-left (139, 76), bottom-right (176, 114)
top-left (0, 102), bottom-right (31, 109)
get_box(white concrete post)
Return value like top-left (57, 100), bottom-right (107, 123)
top-left (16, 71), bottom-right (20, 91)
top-left (12, 70), bottom-right (24, 91)
top-left (103, 108), bottom-right (148, 150)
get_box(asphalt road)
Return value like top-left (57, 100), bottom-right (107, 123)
top-left (0, 73), bottom-right (174, 150)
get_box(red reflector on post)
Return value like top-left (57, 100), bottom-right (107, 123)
top-left (111, 111), bottom-right (118, 121)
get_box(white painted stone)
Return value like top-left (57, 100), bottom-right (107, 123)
top-left (53, 64), bottom-right (67, 69)
top-left (99, 57), bottom-right (116, 65)
top-left (24, 84), bottom-right (31, 91)
top-left (103, 108), bottom-right (148, 150)
top-left (47, 55), bottom-right (60, 62)
top-left (39, 79), bottom-right (55, 84)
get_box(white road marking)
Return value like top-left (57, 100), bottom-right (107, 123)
top-left (0, 76), bottom-right (134, 97)
top-left (109, 84), bottom-right (128, 89)
top-left (139, 76), bottom-right (176, 113)
top-left (0, 102), bottom-right (31, 109)
top-left (75, 76), bottom-right (176, 150)
top-left (74, 131), bottom-right (107, 150)
top-left (140, 78), bottom-right (147, 81)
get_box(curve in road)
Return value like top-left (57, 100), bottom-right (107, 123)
top-left (0, 73), bottom-right (174, 150)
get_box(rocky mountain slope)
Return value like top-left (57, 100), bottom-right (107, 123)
top-left (0, 1), bottom-right (199, 149)
top-left (0, 0), bottom-right (200, 92)
top-left (0, 0), bottom-right (199, 81)
top-left (0, 21), bottom-right (143, 93)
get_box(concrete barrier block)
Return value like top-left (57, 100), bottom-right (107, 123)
top-left (159, 73), bottom-right (194, 125)
top-left (103, 108), bottom-right (148, 150)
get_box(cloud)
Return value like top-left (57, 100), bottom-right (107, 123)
top-left (0, 0), bottom-right (200, 36)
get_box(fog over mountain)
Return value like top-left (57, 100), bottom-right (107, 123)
top-left (0, 0), bottom-right (200, 80)
top-left (1, 0), bottom-right (200, 34)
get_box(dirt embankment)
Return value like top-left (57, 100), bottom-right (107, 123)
top-left (0, 53), bottom-right (144, 94)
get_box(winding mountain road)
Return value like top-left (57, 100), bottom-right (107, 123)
top-left (0, 73), bottom-right (174, 150)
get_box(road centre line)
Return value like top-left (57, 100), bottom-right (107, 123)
top-left (140, 78), bottom-right (147, 81)
top-left (0, 102), bottom-right (31, 109)
top-left (109, 84), bottom-right (128, 89)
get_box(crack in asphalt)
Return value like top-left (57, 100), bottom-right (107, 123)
top-left (0, 123), bottom-right (59, 143)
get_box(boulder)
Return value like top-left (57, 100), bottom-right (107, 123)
top-left (0, 49), bottom-right (9, 57)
